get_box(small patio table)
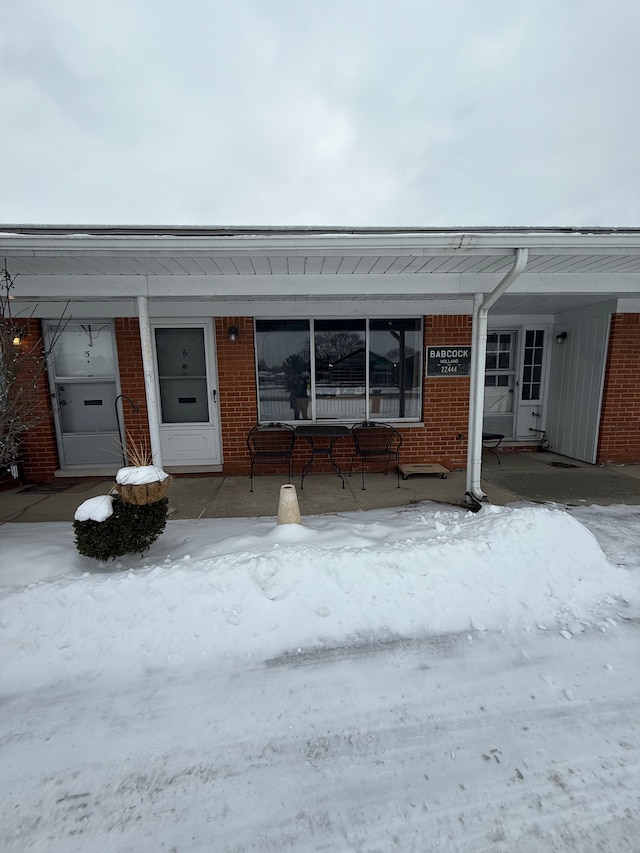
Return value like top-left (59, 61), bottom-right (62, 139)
top-left (295, 424), bottom-right (351, 489)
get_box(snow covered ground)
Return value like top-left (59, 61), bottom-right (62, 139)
top-left (1, 500), bottom-right (639, 851)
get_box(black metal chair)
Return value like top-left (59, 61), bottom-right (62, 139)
top-left (350, 422), bottom-right (403, 490)
top-left (246, 423), bottom-right (296, 492)
top-left (482, 432), bottom-right (504, 464)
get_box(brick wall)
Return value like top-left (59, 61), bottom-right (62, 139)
top-left (215, 317), bottom-right (261, 474)
top-left (19, 320), bottom-right (59, 481)
top-left (17, 313), bottom-right (474, 481)
top-left (217, 314), bottom-right (473, 476)
top-left (114, 319), bottom-right (151, 460)
top-left (399, 315), bottom-right (472, 470)
top-left (18, 311), bottom-right (639, 481)
top-left (597, 313), bottom-right (640, 464)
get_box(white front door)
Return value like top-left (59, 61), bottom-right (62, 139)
top-left (483, 331), bottom-right (517, 437)
top-left (514, 328), bottom-right (548, 440)
top-left (152, 322), bottom-right (221, 466)
top-left (46, 321), bottom-right (122, 467)
top-left (483, 327), bottom-right (549, 441)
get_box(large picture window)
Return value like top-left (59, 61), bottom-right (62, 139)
top-left (256, 318), bottom-right (422, 423)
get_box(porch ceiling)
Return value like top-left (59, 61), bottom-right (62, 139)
top-left (5, 250), bottom-right (640, 278)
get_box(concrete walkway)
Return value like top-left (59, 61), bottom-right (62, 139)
top-left (2, 452), bottom-right (640, 524)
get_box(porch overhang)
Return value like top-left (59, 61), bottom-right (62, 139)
top-left (1, 225), bottom-right (639, 319)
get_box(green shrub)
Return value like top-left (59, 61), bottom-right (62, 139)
top-left (73, 495), bottom-right (169, 561)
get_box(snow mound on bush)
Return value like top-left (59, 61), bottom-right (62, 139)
top-left (116, 465), bottom-right (169, 485)
top-left (74, 495), bottom-right (114, 522)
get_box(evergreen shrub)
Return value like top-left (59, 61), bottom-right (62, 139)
top-left (73, 495), bottom-right (169, 561)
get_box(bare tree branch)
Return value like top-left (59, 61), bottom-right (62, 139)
top-left (0, 262), bottom-right (70, 470)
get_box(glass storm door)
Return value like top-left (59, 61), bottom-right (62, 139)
top-left (46, 321), bottom-right (121, 467)
top-left (515, 328), bottom-right (546, 439)
top-left (153, 323), bottom-right (221, 465)
top-left (483, 331), bottom-right (516, 438)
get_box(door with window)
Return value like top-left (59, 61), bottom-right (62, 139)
top-left (483, 331), bottom-right (517, 437)
top-left (46, 321), bottom-right (121, 467)
top-left (515, 329), bottom-right (546, 440)
top-left (484, 328), bottom-right (548, 440)
top-left (152, 322), bottom-right (221, 465)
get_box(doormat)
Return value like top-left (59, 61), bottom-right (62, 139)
top-left (20, 480), bottom-right (85, 494)
top-left (547, 461), bottom-right (579, 469)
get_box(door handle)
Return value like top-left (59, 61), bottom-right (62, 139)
top-left (212, 389), bottom-right (217, 403)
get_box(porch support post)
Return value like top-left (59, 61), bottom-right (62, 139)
top-left (136, 295), bottom-right (163, 468)
top-left (465, 248), bottom-right (528, 506)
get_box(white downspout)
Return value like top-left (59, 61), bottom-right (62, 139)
top-left (465, 248), bottom-right (528, 506)
top-left (137, 295), bottom-right (163, 468)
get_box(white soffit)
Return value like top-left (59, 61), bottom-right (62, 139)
top-left (2, 227), bottom-right (639, 311)
top-left (5, 251), bottom-right (640, 278)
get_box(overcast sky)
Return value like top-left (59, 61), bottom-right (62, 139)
top-left (2, 0), bottom-right (639, 227)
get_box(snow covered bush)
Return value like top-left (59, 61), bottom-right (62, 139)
top-left (73, 494), bottom-right (169, 561)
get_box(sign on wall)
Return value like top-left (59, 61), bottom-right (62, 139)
top-left (426, 345), bottom-right (471, 376)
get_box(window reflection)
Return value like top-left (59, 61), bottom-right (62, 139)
top-left (52, 323), bottom-right (115, 377)
top-left (256, 320), bottom-right (311, 421)
top-left (255, 318), bottom-right (422, 423)
top-left (315, 320), bottom-right (366, 421)
top-left (155, 328), bottom-right (209, 423)
top-left (369, 320), bottom-right (421, 418)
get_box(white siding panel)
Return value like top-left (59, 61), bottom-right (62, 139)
top-left (545, 314), bottom-right (610, 463)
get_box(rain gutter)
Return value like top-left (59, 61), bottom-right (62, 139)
top-left (465, 248), bottom-right (528, 507)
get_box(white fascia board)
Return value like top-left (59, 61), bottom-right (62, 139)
top-left (13, 297), bottom-right (473, 320)
top-left (147, 271), bottom-right (638, 297)
top-left (12, 272), bottom-right (466, 298)
top-left (184, 299), bottom-right (473, 318)
top-left (145, 273), bottom-right (468, 298)
top-left (489, 314), bottom-right (556, 325)
top-left (507, 273), bottom-right (640, 294)
top-left (10, 275), bottom-right (149, 299)
top-left (10, 270), bottom-right (640, 300)
top-left (3, 229), bottom-right (640, 256)
top-left (616, 298), bottom-right (640, 311)
top-left (12, 301), bottom-right (138, 318)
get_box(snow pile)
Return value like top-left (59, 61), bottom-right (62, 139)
top-left (1, 504), bottom-right (637, 692)
top-left (116, 465), bottom-right (169, 484)
top-left (73, 494), bottom-right (114, 522)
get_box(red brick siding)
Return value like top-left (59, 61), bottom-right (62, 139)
top-left (215, 317), bottom-right (261, 474)
top-left (20, 311), bottom-right (640, 478)
top-left (16, 313), bottom-right (475, 480)
top-left (398, 315), bottom-right (472, 470)
top-left (114, 319), bottom-right (151, 459)
top-left (219, 314), bottom-right (473, 475)
top-left (19, 320), bottom-right (59, 481)
top-left (597, 313), bottom-right (640, 464)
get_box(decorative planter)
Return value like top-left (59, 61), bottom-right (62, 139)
top-left (115, 477), bottom-right (171, 506)
top-left (114, 465), bottom-right (171, 506)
